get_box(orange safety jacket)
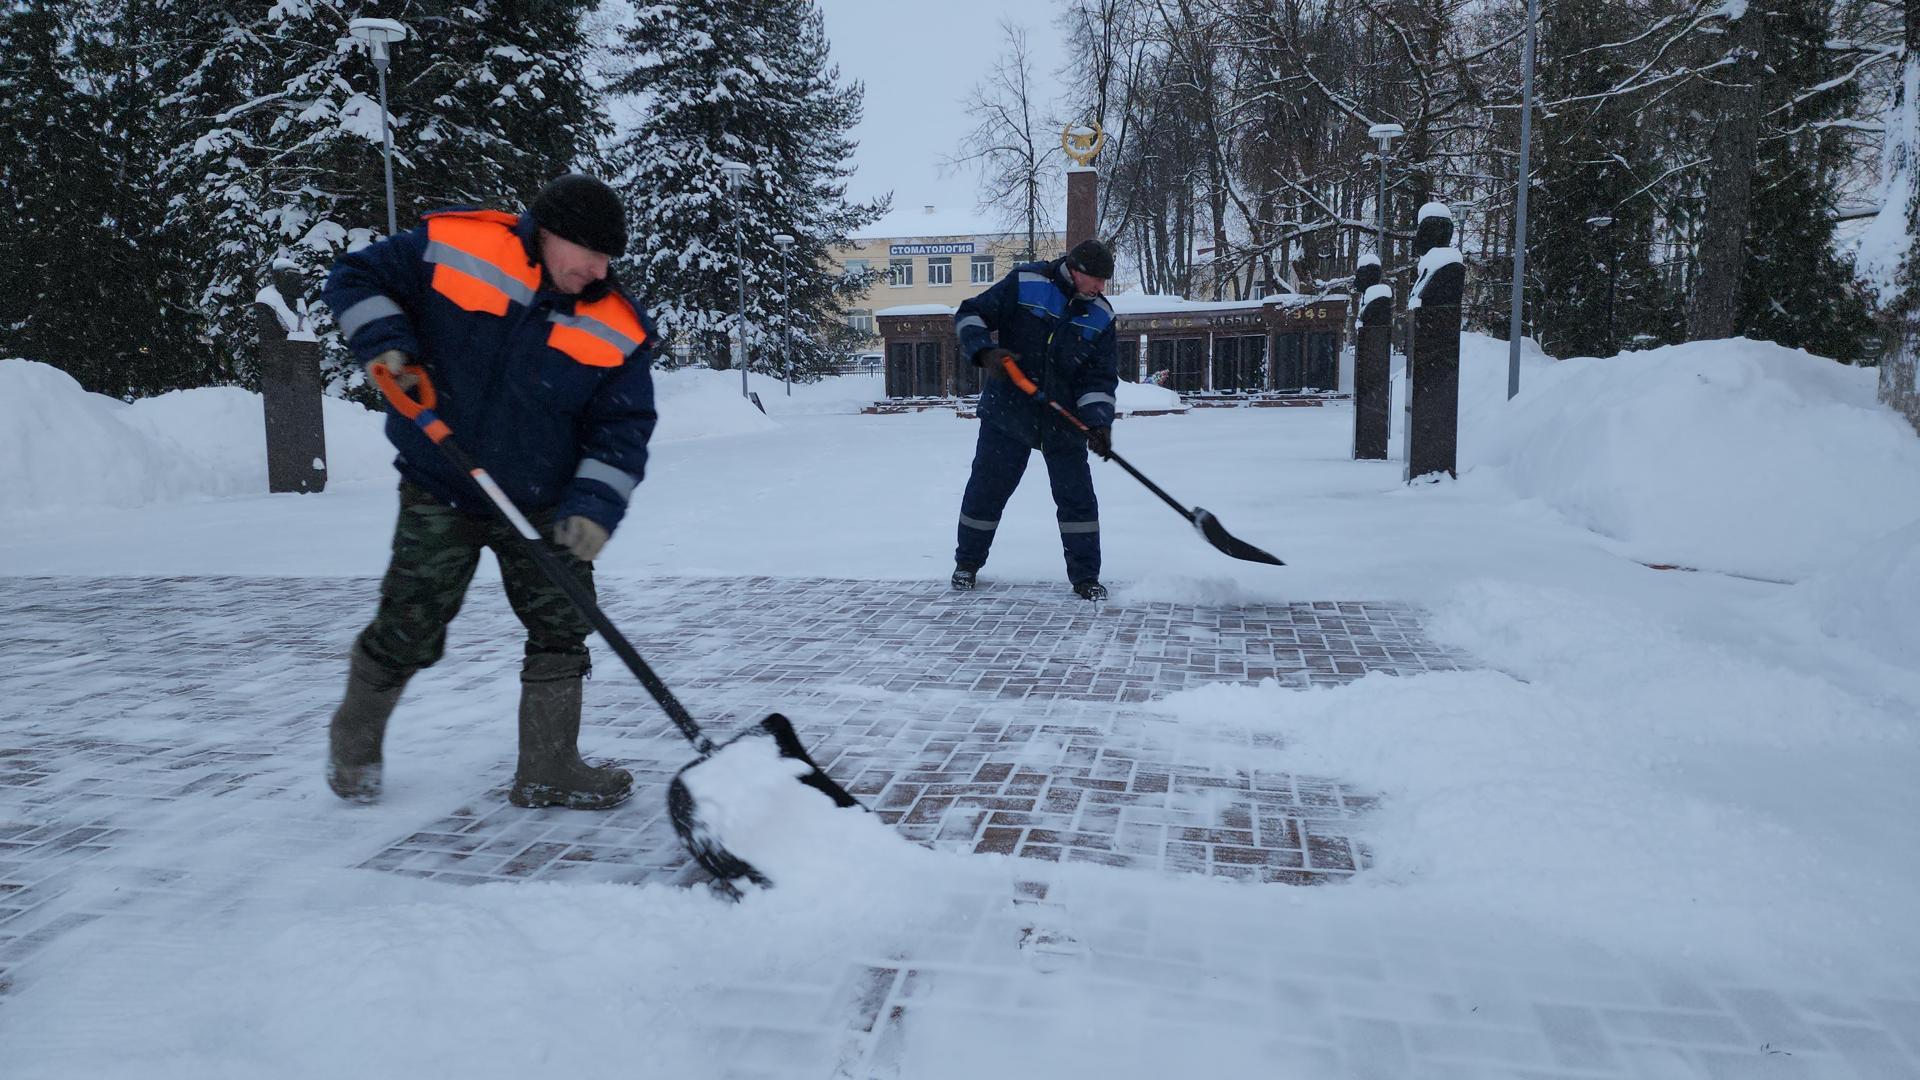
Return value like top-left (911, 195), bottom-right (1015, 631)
top-left (323, 209), bottom-right (659, 533)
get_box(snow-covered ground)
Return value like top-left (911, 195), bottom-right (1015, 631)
top-left (2, 335), bottom-right (1918, 1077)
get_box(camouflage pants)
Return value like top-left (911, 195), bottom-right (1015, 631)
top-left (356, 481), bottom-right (595, 680)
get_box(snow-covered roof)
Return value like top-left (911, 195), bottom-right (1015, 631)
top-left (875, 304), bottom-right (956, 317)
top-left (1104, 291), bottom-right (1349, 316)
top-left (853, 202), bottom-right (1063, 242)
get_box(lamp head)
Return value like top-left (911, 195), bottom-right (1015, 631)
top-left (1367, 122), bottom-right (1405, 149)
top-left (348, 18), bottom-right (408, 69)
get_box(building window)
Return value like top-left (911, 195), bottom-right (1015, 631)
top-left (847, 309), bottom-right (873, 335)
top-left (888, 258), bottom-right (913, 287)
top-left (971, 255), bottom-right (996, 284)
top-left (843, 258), bottom-right (870, 279)
top-left (927, 257), bottom-right (952, 286)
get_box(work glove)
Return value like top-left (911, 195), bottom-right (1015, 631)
top-left (552, 516), bottom-right (609, 562)
top-left (976, 346), bottom-right (1016, 379)
top-left (368, 349), bottom-right (422, 392)
top-left (1086, 425), bottom-right (1114, 460)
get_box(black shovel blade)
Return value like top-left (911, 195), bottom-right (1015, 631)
top-left (666, 713), bottom-right (865, 899)
top-left (1192, 507), bottom-right (1286, 566)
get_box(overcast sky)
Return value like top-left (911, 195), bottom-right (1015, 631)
top-left (816, 0), bottom-right (1072, 238)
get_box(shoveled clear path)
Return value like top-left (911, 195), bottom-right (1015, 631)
top-left (2, 575), bottom-right (1916, 1078)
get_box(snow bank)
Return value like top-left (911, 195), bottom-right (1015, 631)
top-left (0, 360), bottom-right (202, 512)
top-left (648, 366), bottom-right (785, 441)
top-left (119, 386), bottom-right (393, 498)
top-left (1794, 516), bottom-right (1920, 668)
top-left (736, 367), bottom-right (887, 416)
top-left (1388, 332), bottom-right (1554, 464)
top-left (1, 360), bottom-right (896, 519)
top-left (1466, 338), bottom-right (1920, 580)
top-left (0, 360), bottom-right (392, 516)
top-left (1115, 380), bottom-right (1182, 414)
top-left (1149, 579), bottom-right (1920, 979)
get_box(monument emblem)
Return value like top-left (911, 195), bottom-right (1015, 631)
top-left (1061, 122), bottom-right (1106, 167)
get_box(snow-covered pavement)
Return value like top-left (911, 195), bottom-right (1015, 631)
top-left (4, 572), bottom-right (1914, 1079)
top-left (2, 343), bottom-right (1918, 1077)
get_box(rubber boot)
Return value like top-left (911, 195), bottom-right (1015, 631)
top-left (327, 639), bottom-right (410, 803)
top-left (509, 657), bottom-right (633, 810)
top-left (1073, 580), bottom-right (1108, 602)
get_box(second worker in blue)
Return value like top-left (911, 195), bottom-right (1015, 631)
top-left (950, 239), bottom-right (1119, 602)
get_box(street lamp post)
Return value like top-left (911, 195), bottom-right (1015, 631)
top-left (1508, 0), bottom-right (1540, 398)
top-left (1587, 215), bottom-right (1617, 355)
top-left (720, 159), bottom-right (752, 399)
top-left (1366, 122), bottom-right (1404, 266)
top-left (773, 233), bottom-right (795, 396)
top-left (348, 18), bottom-right (408, 237)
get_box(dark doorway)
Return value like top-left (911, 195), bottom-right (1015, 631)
top-left (886, 342), bottom-right (914, 397)
top-left (887, 341), bottom-right (947, 396)
top-left (915, 341), bottom-right (943, 395)
top-left (1211, 335), bottom-right (1267, 391)
top-left (1272, 333), bottom-right (1303, 389)
top-left (1304, 332), bottom-right (1337, 390)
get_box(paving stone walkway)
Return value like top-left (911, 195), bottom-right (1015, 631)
top-left (3, 575), bottom-right (1917, 1078)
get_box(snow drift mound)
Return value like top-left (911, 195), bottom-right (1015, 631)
top-left (1116, 380), bottom-right (1183, 414)
top-left (649, 366), bottom-right (783, 441)
top-left (0, 359), bottom-right (390, 515)
top-left (1467, 338), bottom-right (1920, 581)
top-left (120, 385), bottom-right (393, 497)
top-left (1389, 333), bottom-right (1555, 464)
top-left (1, 360), bottom-right (201, 512)
top-left (1793, 517), bottom-right (1920, 668)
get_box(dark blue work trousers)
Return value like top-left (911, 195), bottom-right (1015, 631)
top-left (955, 421), bottom-right (1100, 584)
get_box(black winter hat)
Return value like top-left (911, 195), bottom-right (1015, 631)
top-left (530, 174), bottom-right (628, 257)
top-left (1064, 238), bottom-right (1115, 280)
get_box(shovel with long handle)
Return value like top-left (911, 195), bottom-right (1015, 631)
top-left (368, 362), bottom-right (862, 896)
top-left (999, 356), bottom-right (1286, 566)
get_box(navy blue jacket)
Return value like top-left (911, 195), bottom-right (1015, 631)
top-left (954, 259), bottom-right (1119, 451)
top-left (323, 210), bottom-right (659, 535)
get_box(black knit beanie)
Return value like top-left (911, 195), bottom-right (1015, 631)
top-left (1064, 238), bottom-right (1115, 280)
top-left (530, 174), bottom-right (628, 257)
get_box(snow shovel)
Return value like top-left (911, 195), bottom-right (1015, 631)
top-left (1001, 355), bottom-right (1285, 566)
top-left (369, 362), bottom-right (863, 896)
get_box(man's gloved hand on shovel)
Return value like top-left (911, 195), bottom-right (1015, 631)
top-left (977, 347), bottom-right (1017, 379)
top-left (368, 349), bottom-right (423, 392)
top-left (553, 516), bottom-right (609, 562)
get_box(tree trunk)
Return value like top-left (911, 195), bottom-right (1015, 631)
top-left (1687, 4), bottom-right (1769, 340)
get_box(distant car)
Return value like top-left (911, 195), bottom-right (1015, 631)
top-left (843, 351), bottom-right (883, 375)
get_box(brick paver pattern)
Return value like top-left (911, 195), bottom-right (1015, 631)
top-left (4, 575), bottom-right (1916, 1078)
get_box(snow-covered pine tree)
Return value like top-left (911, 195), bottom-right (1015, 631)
top-left (152, 0), bottom-right (370, 388)
top-left (1733, 0), bottom-right (1874, 361)
top-left (603, 0), bottom-right (885, 375)
top-left (1528, 0), bottom-right (1678, 358)
top-left (155, 0), bottom-right (604, 391)
top-left (0, 0), bottom-right (207, 396)
top-left (395, 0), bottom-right (605, 213)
